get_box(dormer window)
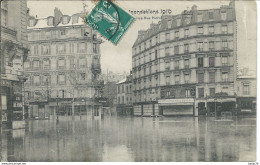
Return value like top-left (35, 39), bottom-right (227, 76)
top-left (72, 16), bottom-right (78, 24)
top-left (29, 19), bottom-right (35, 27)
top-left (221, 12), bottom-right (227, 20)
top-left (47, 17), bottom-right (54, 26)
top-left (62, 16), bottom-right (69, 24)
top-left (176, 18), bottom-right (181, 26)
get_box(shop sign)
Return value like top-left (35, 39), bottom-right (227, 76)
top-left (158, 98), bottom-right (194, 104)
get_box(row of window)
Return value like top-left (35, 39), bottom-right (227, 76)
top-left (117, 84), bottom-right (132, 94)
top-left (29, 42), bottom-right (98, 56)
top-left (24, 58), bottom-right (90, 70)
top-left (25, 73), bottom-right (88, 86)
top-left (134, 24), bottom-right (232, 55)
top-left (133, 56), bottom-right (229, 78)
top-left (133, 71), bottom-right (230, 87)
top-left (117, 96), bottom-right (132, 105)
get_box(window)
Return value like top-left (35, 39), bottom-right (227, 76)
top-left (156, 36), bottom-right (158, 44)
top-left (80, 73), bottom-right (86, 80)
top-left (184, 59), bottom-right (189, 68)
top-left (197, 14), bottom-right (203, 22)
top-left (144, 42), bottom-right (146, 49)
top-left (209, 41), bottom-right (215, 50)
top-left (184, 44), bottom-right (189, 53)
top-left (78, 43), bottom-right (87, 53)
top-left (34, 45), bottom-right (38, 55)
top-left (43, 59), bottom-right (50, 70)
top-left (93, 43), bottom-right (97, 53)
top-left (60, 30), bottom-right (66, 36)
top-left (198, 57), bottom-right (204, 67)
top-left (184, 29), bottom-right (189, 37)
top-left (221, 12), bottom-right (227, 20)
top-left (210, 88), bottom-right (215, 97)
top-left (175, 60), bottom-right (179, 69)
top-left (58, 74), bottom-right (65, 84)
top-left (57, 44), bottom-right (66, 54)
top-left (222, 25), bottom-right (228, 34)
top-left (175, 31), bottom-right (179, 39)
top-left (63, 16), bottom-right (69, 24)
top-left (222, 40), bottom-right (228, 49)
top-left (197, 27), bottom-right (203, 35)
top-left (174, 45), bottom-right (179, 54)
top-left (166, 32), bottom-right (170, 41)
top-left (48, 17), bottom-right (54, 26)
top-left (209, 72), bottom-right (215, 83)
top-left (198, 88), bottom-right (204, 98)
top-left (33, 61), bottom-right (39, 69)
top-left (70, 58), bottom-right (75, 68)
top-left (93, 34), bottom-right (97, 40)
top-left (155, 50), bottom-right (158, 59)
top-left (209, 12), bottom-right (214, 20)
top-left (79, 58), bottom-right (86, 68)
top-left (185, 89), bottom-right (190, 97)
top-left (222, 56), bottom-right (228, 66)
top-left (34, 76), bottom-right (40, 86)
top-left (42, 45), bottom-right (50, 55)
top-left (167, 20), bottom-right (171, 28)
top-left (165, 62), bottom-right (170, 70)
top-left (165, 47), bottom-right (170, 56)
top-left (198, 72), bottom-right (204, 83)
top-left (149, 40), bottom-right (152, 47)
top-left (222, 72), bottom-right (228, 82)
top-left (58, 59), bottom-right (65, 69)
top-left (72, 16), bottom-right (79, 24)
top-left (176, 19), bottom-right (181, 26)
top-left (209, 57), bottom-right (215, 67)
top-left (243, 84), bottom-right (250, 95)
top-left (166, 75), bottom-right (170, 85)
top-left (184, 74), bottom-right (190, 83)
top-left (209, 26), bottom-right (214, 34)
top-left (29, 19), bottom-right (34, 27)
top-left (197, 42), bottom-right (203, 51)
top-left (24, 61), bottom-right (30, 69)
top-left (175, 75), bottom-right (180, 84)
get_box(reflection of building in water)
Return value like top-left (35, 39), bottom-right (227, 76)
top-left (25, 8), bottom-right (103, 119)
top-left (132, 1), bottom-right (237, 117)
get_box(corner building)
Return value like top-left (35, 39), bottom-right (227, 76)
top-left (132, 2), bottom-right (237, 116)
top-left (25, 8), bottom-right (102, 118)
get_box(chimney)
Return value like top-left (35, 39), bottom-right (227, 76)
top-left (54, 8), bottom-right (63, 26)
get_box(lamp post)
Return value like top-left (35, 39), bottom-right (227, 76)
top-left (56, 95), bottom-right (59, 123)
top-left (0, 0), bottom-right (3, 161)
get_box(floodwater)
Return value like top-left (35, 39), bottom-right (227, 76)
top-left (0, 115), bottom-right (256, 162)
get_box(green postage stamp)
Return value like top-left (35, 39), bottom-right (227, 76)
top-left (84, 0), bottom-right (135, 45)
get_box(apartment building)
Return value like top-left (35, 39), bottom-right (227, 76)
top-left (132, 2), bottom-right (237, 116)
top-left (116, 73), bottom-right (133, 115)
top-left (1, 0), bottom-right (29, 128)
top-left (25, 8), bottom-right (102, 119)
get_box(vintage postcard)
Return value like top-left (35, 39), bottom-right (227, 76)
top-left (0, 0), bottom-right (257, 163)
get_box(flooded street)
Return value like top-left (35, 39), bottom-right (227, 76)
top-left (0, 116), bottom-right (256, 162)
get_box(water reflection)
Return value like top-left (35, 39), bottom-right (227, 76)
top-left (0, 116), bottom-right (256, 162)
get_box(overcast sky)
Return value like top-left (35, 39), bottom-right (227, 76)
top-left (28, 1), bottom-right (257, 75)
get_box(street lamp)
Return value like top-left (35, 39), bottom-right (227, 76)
top-left (56, 95), bottom-right (59, 123)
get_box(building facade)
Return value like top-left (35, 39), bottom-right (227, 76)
top-left (132, 2), bottom-right (237, 116)
top-left (1, 0), bottom-right (29, 128)
top-left (116, 73), bottom-right (133, 115)
top-left (25, 8), bottom-right (102, 119)
top-left (235, 76), bottom-right (256, 116)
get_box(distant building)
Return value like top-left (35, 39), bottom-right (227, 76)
top-left (1, 0), bottom-right (29, 128)
top-left (116, 73), bottom-right (133, 115)
top-left (103, 81), bottom-right (117, 107)
top-left (101, 70), bottom-right (128, 84)
top-left (25, 8), bottom-right (103, 119)
top-left (235, 75), bottom-right (256, 115)
top-left (132, 2), bottom-right (237, 116)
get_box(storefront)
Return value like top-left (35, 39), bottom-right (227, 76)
top-left (158, 98), bottom-right (195, 116)
top-left (236, 97), bottom-right (256, 116)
